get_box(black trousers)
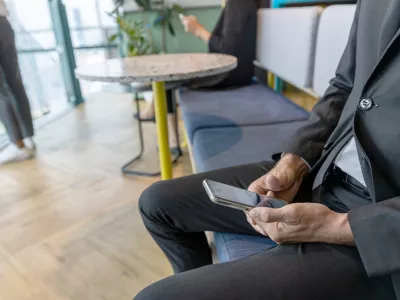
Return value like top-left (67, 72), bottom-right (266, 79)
top-left (136, 162), bottom-right (396, 300)
top-left (0, 17), bottom-right (34, 143)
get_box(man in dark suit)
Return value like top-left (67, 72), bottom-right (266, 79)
top-left (135, 0), bottom-right (400, 299)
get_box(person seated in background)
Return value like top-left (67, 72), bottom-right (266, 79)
top-left (135, 0), bottom-right (400, 299)
top-left (136, 0), bottom-right (262, 155)
top-left (180, 0), bottom-right (261, 89)
top-left (0, 0), bottom-right (36, 165)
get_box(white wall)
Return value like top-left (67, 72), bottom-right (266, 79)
top-left (123, 0), bottom-right (221, 11)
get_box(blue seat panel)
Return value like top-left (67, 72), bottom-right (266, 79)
top-left (180, 83), bottom-right (309, 142)
top-left (192, 121), bottom-right (308, 173)
top-left (214, 232), bottom-right (278, 262)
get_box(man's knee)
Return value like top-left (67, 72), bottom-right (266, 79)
top-left (139, 180), bottom-right (175, 221)
top-left (133, 285), bottom-right (151, 300)
top-left (134, 280), bottom-right (172, 300)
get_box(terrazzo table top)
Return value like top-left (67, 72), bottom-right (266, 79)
top-left (75, 53), bottom-right (238, 83)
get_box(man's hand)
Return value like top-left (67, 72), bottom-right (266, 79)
top-left (248, 153), bottom-right (309, 204)
top-left (247, 202), bottom-right (355, 246)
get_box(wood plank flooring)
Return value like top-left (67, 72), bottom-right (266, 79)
top-left (0, 90), bottom-right (314, 300)
top-left (0, 93), bottom-right (192, 300)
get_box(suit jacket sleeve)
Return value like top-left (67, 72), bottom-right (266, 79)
top-left (283, 2), bottom-right (361, 167)
top-left (208, 0), bottom-right (255, 55)
top-left (349, 198), bottom-right (400, 277)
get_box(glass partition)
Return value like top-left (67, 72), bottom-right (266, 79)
top-left (63, 0), bottom-right (118, 94)
top-left (0, 0), bottom-right (118, 142)
top-left (0, 0), bottom-right (67, 142)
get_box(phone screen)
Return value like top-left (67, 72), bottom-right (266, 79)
top-left (204, 180), bottom-right (287, 209)
top-left (207, 181), bottom-right (261, 207)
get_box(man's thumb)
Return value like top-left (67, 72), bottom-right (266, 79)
top-left (264, 173), bottom-right (282, 191)
top-left (265, 169), bottom-right (295, 192)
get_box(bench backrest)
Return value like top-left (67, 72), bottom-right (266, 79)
top-left (257, 7), bottom-right (323, 89)
top-left (313, 5), bottom-right (356, 97)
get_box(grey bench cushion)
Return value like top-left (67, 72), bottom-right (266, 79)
top-left (192, 121), bottom-right (308, 173)
top-left (180, 83), bottom-right (309, 142)
top-left (313, 5), bottom-right (356, 96)
top-left (257, 7), bottom-right (323, 88)
top-left (194, 122), bottom-right (308, 261)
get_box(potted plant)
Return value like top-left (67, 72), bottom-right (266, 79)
top-left (111, 0), bottom-right (185, 54)
top-left (108, 11), bottom-right (153, 57)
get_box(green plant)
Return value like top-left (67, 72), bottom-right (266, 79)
top-left (109, 12), bottom-right (152, 56)
top-left (152, 2), bottom-right (185, 37)
top-left (112, 0), bottom-right (185, 53)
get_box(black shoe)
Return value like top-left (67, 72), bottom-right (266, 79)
top-left (133, 112), bottom-right (155, 122)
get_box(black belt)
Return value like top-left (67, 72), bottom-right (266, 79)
top-left (331, 166), bottom-right (369, 196)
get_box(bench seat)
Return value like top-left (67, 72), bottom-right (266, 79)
top-left (192, 121), bottom-right (308, 173)
top-left (180, 83), bottom-right (309, 142)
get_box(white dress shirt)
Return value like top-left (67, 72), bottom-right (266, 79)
top-left (334, 137), bottom-right (366, 186)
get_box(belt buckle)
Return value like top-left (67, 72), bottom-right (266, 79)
top-left (345, 173), bottom-right (350, 184)
top-left (345, 175), bottom-right (368, 196)
top-left (332, 166), bottom-right (368, 196)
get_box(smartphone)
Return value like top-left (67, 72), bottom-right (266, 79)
top-left (203, 179), bottom-right (288, 211)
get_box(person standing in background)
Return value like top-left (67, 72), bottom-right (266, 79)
top-left (0, 0), bottom-right (36, 165)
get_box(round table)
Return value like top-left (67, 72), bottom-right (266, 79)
top-left (75, 53), bottom-right (238, 180)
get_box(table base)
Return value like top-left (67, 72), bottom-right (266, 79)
top-left (121, 92), bottom-right (180, 177)
top-left (153, 81), bottom-right (173, 180)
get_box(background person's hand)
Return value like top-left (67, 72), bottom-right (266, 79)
top-left (248, 202), bottom-right (354, 245)
top-left (180, 14), bottom-right (211, 42)
top-left (181, 15), bottom-right (200, 35)
top-left (248, 154), bottom-right (309, 204)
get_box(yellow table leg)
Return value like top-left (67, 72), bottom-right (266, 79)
top-left (152, 81), bottom-right (173, 180)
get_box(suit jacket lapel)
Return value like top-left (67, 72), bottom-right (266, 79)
top-left (354, 25), bottom-right (400, 202)
top-left (377, 0), bottom-right (400, 55)
top-left (378, 27), bottom-right (400, 65)
top-left (361, 28), bottom-right (400, 94)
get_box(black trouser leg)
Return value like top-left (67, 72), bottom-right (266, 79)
top-left (139, 162), bottom-right (272, 273)
top-left (135, 243), bottom-right (395, 300)
top-left (0, 17), bottom-right (34, 141)
top-left (136, 168), bottom-right (396, 300)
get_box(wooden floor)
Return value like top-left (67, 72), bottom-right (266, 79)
top-left (0, 93), bottom-right (193, 300)
top-left (0, 89), bottom-right (315, 300)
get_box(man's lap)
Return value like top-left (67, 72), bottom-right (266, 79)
top-left (138, 162), bottom-right (396, 299)
top-left (139, 161), bottom-right (273, 235)
top-left (135, 242), bottom-right (395, 300)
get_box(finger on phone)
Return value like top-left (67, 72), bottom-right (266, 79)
top-left (254, 224), bottom-right (267, 236)
top-left (246, 213), bottom-right (257, 226)
top-left (249, 207), bottom-right (285, 223)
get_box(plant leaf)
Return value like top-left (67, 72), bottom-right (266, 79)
top-left (108, 33), bottom-right (119, 42)
top-left (109, 10), bottom-right (154, 57)
top-left (167, 20), bottom-right (175, 36)
top-left (153, 14), bottom-right (165, 26)
top-left (135, 0), bottom-right (151, 10)
top-left (128, 43), bottom-right (135, 55)
top-left (171, 4), bottom-right (185, 14)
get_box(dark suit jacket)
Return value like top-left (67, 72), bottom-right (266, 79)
top-left (190, 0), bottom-right (258, 89)
top-left (284, 0), bottom-right (400, 296)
